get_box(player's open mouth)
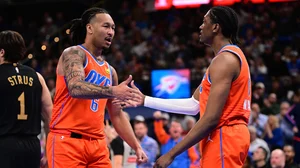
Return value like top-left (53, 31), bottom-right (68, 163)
top-left (105, 37), bottom-right (112, 45)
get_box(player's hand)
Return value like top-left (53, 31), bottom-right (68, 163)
top-left (153, 153), bottom-right (174, 168)
top-left (130, 80), bottom-right (145, 106)
top-left (112, 80), bottom-right (145, 108)
top-left (112, 98), bottom-right (140, 108)
top-left (40, 155), bottom-right (48, 168)
top-left (112, 75), bottom-right (143, 101)
top-left (135, 147), bottom-right (148, 165)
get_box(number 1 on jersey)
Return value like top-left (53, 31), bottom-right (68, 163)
top-left (18, 92), bottom-right (27, 120)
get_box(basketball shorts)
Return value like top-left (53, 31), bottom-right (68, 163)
top-left (47, 131), bottom-right (111, 168)
top-left (200, 124), bottom-right (250, 168)
top-left (0, 135), bottom-right (41, 168)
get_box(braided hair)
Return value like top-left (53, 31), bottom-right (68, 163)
top-left (70, 7), bottom-right (109, 45)
top-left (209, 6), bottom-right (240, 45)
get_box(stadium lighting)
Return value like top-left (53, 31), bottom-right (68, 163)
top-left (66, 29), bottom-right (70, 34)
top-left (41, 45), bottom-right (47, 51)
top-left (28, 54), bottom-right (33, 59)
top-left (54, 37), bottom-right (59, 42)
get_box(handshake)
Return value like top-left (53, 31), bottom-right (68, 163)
top-left (111, 75), bottom-right (145, 108)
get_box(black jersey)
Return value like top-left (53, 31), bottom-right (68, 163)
top-left (0, 63), bottom-right (42, 136)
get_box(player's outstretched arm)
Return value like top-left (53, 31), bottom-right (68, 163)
top-left (113, 83), bottom-right (200, 115)
top-left (61, 46), bottom-right (140, 100)
top-left (37, 72), bottom-right (52, 139)
top-left (37, 72), bottom-right (53, 167)
top-left (107, 66), bottom-right (148, 164)
top-left (154, 52), bottom-right (240, 168)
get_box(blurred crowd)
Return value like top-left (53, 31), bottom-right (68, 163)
top-left (1, 0), bottom-right (300, 167)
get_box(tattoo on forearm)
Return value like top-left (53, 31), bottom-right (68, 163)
top-left (70, 81), bottom-right (113, 99)
top-left (65, 71), bottom-right (84, 82)
top-left (62, 47), bottom-right (114, 99)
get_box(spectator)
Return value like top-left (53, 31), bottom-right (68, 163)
top-left (252, 57), bottom-right (268, 81)
top-left (288, 91), bottom-right (300, 165)
top-left (286, 51), bottom-right (300, 77)
top-left (182, 116), bottom-right (196, 135)
top-left (110, 112), bottom-right (137, 168)
top-left (249, 103), bottom-right (269, 137)
top-left (252, 82), bottom-right (266, 108)
top-left (277, 101), bottom-right (294, 143)
top-left (153, 111), bottom-right (199, 168)
top-left (263, 115), bottom-right (284, 150)
top-left (161, 112), bottom-right (170, 133)
top-left (261, 93), bottom-right (280, 115)
top-left (283, 144), bottom-right (299, 168)
top-left (270, 149), bottom-right (286, 168)
top-left (269, 79), bottom-right (287, 101)
top-left (249, 126), bottom-right (270, 160)
top-left (133, 116), bottom-right (159, 168)
top-left (252, 146), bottom-right (269, 168)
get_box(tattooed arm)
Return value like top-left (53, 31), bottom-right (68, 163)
top-left (62, 46), bottom-right (137, 100)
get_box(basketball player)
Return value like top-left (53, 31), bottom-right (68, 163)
top-left (0, 30), bottom-right (52, 168)
top-left (116, 6), bottom-right (251, 168)
top-left (46, 7), bottom-right (147, 168)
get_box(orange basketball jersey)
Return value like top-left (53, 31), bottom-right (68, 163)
top-left (50, 45), bottom-right (112, 139)
top-left (199, 45), bottom-right (251, 128)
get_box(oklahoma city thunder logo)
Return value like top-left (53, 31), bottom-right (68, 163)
top-left (154, 75), bottom-right (188, 97)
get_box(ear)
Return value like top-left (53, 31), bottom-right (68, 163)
top-left (86, 23), bottom-right (93, 34)
top-left (0, 49), bottom-right (5, 64)
top-left (0, 49), bottom-right (5, 57)
top-left (212, 23), bottom-right (220, 33)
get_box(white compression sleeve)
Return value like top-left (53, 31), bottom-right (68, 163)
top-left (144, 96), bottom-right (199, 115)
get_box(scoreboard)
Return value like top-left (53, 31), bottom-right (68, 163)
top-left (155, 0), bottom-right (296, 10)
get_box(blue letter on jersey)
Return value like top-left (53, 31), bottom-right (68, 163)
top-left (85, 70), bottom-right (111, 112)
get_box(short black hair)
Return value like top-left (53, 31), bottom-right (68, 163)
top-left (0, 30), bottom-right (26, 63)
top-left (209, 6), bottom-right (240, 44)
top-left (284, 144), bottom-right (295, 152)
top-left (258, 146), bottom-right (268, 160)
top-left (70, 7), bottom-right (109, 45)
